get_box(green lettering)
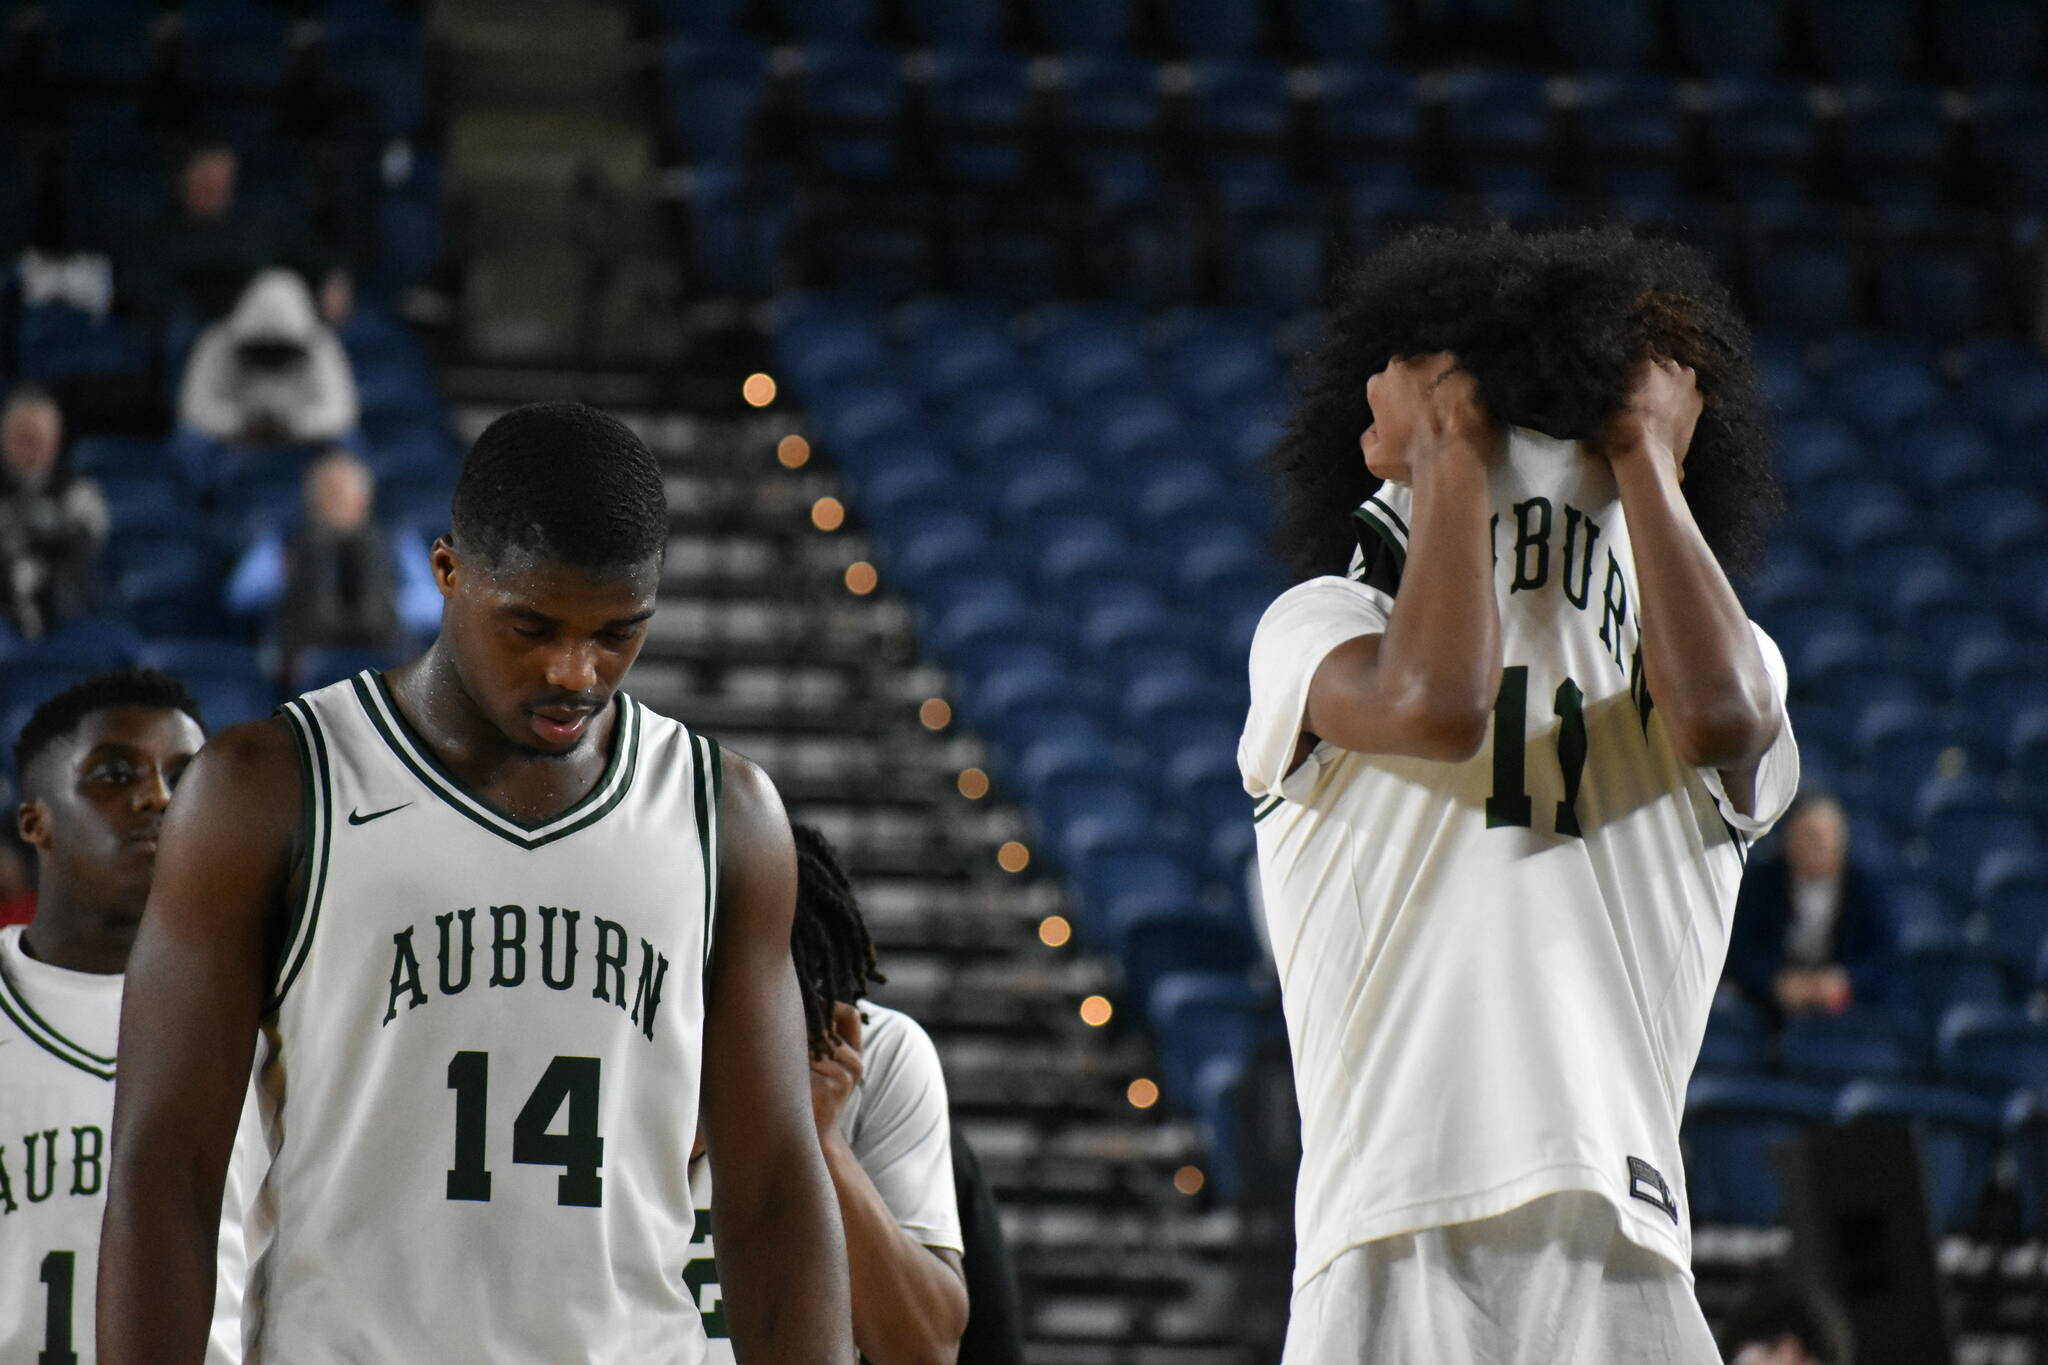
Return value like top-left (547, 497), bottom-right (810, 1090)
top-left (24, 1129), bottom-right (57, 1202)
top-left (384, 927), bottom-right (428, 1025)
top-left (0, 1143), bottom-right (15, 1213)
top-left (491, 905), bottom-right (527, 988)
top-left (1598, 552), bottom-right (1630, 673)
top-left (1510, 497), bottom-right (1552, 591)
top-left (437, 908), bottom-right (476, 996)
top-left (592, 918), bottom-right (628, 1007)
top-left (630, 941), bottom-right (670, 1040)
top-left (69, 1126), bottom-right (102, 1196)
top-left (539, 907), bottom-right (580, 990)
top-left (1560, 505), bottom-right (1600, 610)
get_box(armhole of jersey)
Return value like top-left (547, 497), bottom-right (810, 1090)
top-left (271, 701), bottom-right (334, 1011)
top-left (1351, 495), bottom-right (1409, 586)
top-left (692, 733), bottom-right (724, 981)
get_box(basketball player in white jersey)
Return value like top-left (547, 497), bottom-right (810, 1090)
top-left (687, 822), bottom-right (967, 1365)
top-left (0, 668), bottom-right (225, 1364)
top-left (99, 403), bottom-right (854, 1364)
top-left (1242, 227), bottom-right (1797, 1361)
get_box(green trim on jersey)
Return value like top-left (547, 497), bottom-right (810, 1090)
top-left (351, 672), bottom-right (643, 851)
top-left (1252, 794), bottom-right (1285, 823)
top-left (0, 957), bottom-right (116, 1080)
top-left (692, 734), bottom-right (724, 976)
top-left (1352, 499), bottom-right (1408, 574)
top-left (273, 698), bottom-right (336, 1009)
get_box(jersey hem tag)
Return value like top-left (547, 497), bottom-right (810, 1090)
top-left (1627, 1155), bottom-right (1679, 1224)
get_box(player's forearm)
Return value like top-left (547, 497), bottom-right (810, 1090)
top-left (823, 1135), bottom-right (968, 1365)
top-left (1372, 449), bottom-right (1502, 758)
top-left (97, 1156), bottom-right (221, 1365)
top-left (715, 1135), bottom-right (857, 1363)
top-left (1611, 446), bottom-right (1778, 768)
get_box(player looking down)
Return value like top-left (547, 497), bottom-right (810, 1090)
top-left (688, 821), bottom-right (969, 1365)
top-left (100, 403), bottom-right (854, 1364)
top-left (1241, 226), bottom-right (1798, 1361)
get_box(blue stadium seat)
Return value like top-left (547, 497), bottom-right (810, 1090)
top-left (1898, 928), bottom-right (2018, 1027)
top-left (1545, 0), bottom-right (1659, 70)
top-left (1025, 0), bottom-right (1134, 52)
top-left (1774, 415), bottom-right (1859, 487)
top-left (800, 43), bottom-right (905, 180)
top-left (1148, 970), bottom-right (1260, 1101)
top-left (910, 324), bottom-right (1022, 399)
top-left (904, 0), bottom-right (1005, 49)
top-left (1965, 367), bottom-right (2048, 441)
top-left (2009, 710), bottom-right (2048, 782)
top-left (771, 0), bottom-right (872, 43)
top-left (1673, 0), bottom-right (1785, 73)
top-left (1881, 247), bottom-right (1999, 340)
top-left (140, 638), bottom-right (264, 683)
top-left (1071, 847), bottom-right (1200, 928)
top-left (1976, 850), bottom-right (2048, 961)
top-left (958, 387), bottom-right (1061, 457)
top-left (1938, 1), bottom-right (2045, 85)
top-left (1039, 332), bottom-right (1150, 407)
top-left (1684, 1075), bottom-right (1835, 1225)
top-left (1162, 0), bottom-right (1267, 58)
top-left (1192, 1050), bottom-right (1248, 1200)
top-left (648, 0), bottom-right (750, 38)
top-left (1286, 0), bottom-right (1396, 61)
top-left (1835, 1079), bottom-right (2003, 1233)
top-left (1939, 1002), bottom-right (2048, 1095)
top-left (925, 51), bottom-right (1033, 185)
top-left (1318, 65), bottom-right (1424, 184)
top-left (2008, 1091), bottom-right (2048, 1237)
top-left (1826, 360), bottom-right (1944, 440)
top-left (188, 675), bottom-right (279, 730)
top-left (1697, 993), bottom-right (1773, 1073)
top-left (662, 38), bottom-right (770, 168)
top-left (1778, 1010), bottom-right (1926, 1084)
top-left (1750, 241), bottom-right (1855, 336)
top-left (1575, 75), bottom-right (1685, 194)
top-left (1854, 700), bottom-right (1947, 795)
top-left (1806, 0), bottom-right (1922, 81)
top-left (1917, 775), bottom-right (2040, 894)
top-left (1114, 897), bottom-right (1260, 1011)
top-left (994, 456), bottom-right (1098, 526)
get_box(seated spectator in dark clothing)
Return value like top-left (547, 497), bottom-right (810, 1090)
top-left (225, 448), bottom-right (438, 676)
top-left (0, 386), bottom-right (107, 639)
top-left (1729, 791), bottom-right (1894, 1021)
top-left (159, 143), bottom-right (279, 324)
top-left (178, 268), bottom-right (359, 448)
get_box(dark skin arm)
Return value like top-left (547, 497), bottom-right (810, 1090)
top-left (1602, 358), bottom-right (1782, 807)
top-left (811, 1003), bottom-right (970, 1365)
top-left (701, 753), bottom-right (856, 1364)
top-left (98, 719), bottom-right (299, 1365)
top-left (1304, 354), bottom-right (1505, 764)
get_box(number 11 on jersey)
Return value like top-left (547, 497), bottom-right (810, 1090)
top-left (1486, 665), bottom-right (1588, 838)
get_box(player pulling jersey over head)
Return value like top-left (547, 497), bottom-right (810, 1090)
top-left (101, 403), bottom-right (855, 1365)
top-left (0, 669), bottom-right (206, 1365)
top-left (1244, 227), bottom-right (1797, 1364)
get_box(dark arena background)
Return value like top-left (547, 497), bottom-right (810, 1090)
top-left (2, 0), bottom-right (2047, 1361)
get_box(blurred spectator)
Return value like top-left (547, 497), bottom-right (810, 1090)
top-left (0, 833), bottom-right (35, 929)
top-left (225, 448), bottom-right (438, 672)
top-left (159, 143), bottom-right (279, 323)
top-left (1728, 791), bottom-right (1894, 1022)
top-left (1717, 1278), bottom-right (1853, 1364)
top-left (0, 386), bottom-right (107, 639)
top-left (178, 269), bottom-right (359, 447)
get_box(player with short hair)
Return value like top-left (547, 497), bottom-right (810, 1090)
top-left (99, 403), bottom-right (854, 1364)
top-left (0, 669), bottom-right (217, 1364)
top-left (1242, 227), bottom-right (1798, 1361)
top-left (688, 822), bottom-right (969, 1365)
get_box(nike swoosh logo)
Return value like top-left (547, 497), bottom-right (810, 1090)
top-left (348, 803), bottom-right (413, 826)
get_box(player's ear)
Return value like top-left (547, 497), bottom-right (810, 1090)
top-left (431, 536), bottom-right (460, 599)
top-left (18, 798), bottom-right (51, 852)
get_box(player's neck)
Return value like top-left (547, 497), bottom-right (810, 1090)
top-left (20, 887), bottom-right (137, 975)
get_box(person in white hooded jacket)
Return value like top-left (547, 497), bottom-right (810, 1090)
top-left (177, 269), bottom-right (359, 447)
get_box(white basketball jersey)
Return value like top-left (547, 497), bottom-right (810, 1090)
top-left (0, 925), bottom-right (255, 1365)
top-left (1240, 429), bottom-right (1799, 1294)
top-left (239, 672), bottom-right (722, 1365)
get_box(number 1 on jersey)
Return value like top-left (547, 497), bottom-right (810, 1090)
top-left (39, 1250), bottom-right (77, 1365)
top-left (1486, 666), bottom-right (1588, 838)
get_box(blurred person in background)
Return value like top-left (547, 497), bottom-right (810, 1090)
top-left (159, 144), bottom-right (278, 325)
top-left (177, 268), bottom-right (358, 449)
top-left (225, 447), bottom-right (439, 677)
top-left (0, 385), bottom-right (107, 638)
top-left (1717, 1279), bottom-right (1853, 1365)
top-left (0, 830), bottom-right (37, 928)
top-left (689, 822), bottom-right (974, 1365)
top-left (1728, 790), bottom-right (1894, 1023)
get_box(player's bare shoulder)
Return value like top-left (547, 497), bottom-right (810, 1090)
top-left (157, 715), bottom-right (305, 881)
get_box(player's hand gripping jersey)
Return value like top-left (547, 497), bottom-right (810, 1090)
top-left (1239, 428), bottom-right (1798, 1292)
